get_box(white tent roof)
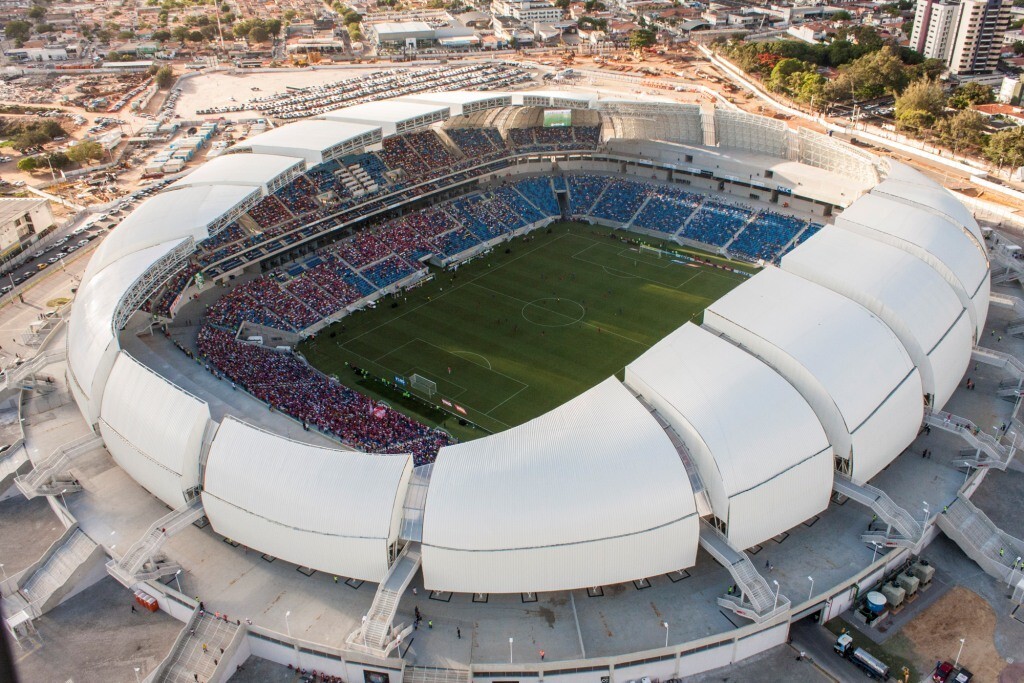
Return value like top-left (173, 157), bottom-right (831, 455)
top-left (100, 353), bottom-right (210, 507)
top-left (512, 91), bottom-right (597, 108)
top-left (170, 154), bottom-right (304, 192)
top-left (424, 377), bottom-right (695, 552)
top-left (626, 323), bottom-right (830, 499)
top-left (84, 184), bottom-right (255, 282)
top-left (204, 418), bottom-right (411, 542)
top-left (231, 120), bottom-right (381, 163)
top-left (69, 239), bottom-right (183, 408)
top-left (871, 177), bottom-right (983, 245)
top-left (705, 267), bottom-right (917, 433)
top-left (319, 100), bottom-right (449, 126)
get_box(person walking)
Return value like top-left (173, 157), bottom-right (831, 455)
top-left (428, 620), bottom-right (433, 629)
top-left (131, 604), bottom-right (137, 613)
top-left (202, 643), bottom-right (208, 653)
top-left (457, 627), bottom-right (461, 639)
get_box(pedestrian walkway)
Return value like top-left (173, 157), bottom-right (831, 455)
top-left (155, 611), bottom-right (238, 683)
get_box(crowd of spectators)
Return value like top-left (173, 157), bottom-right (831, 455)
top-left (196, 326), bottom-right (453, 463)
top-left (679, 200), bottom-right (754, 248)
top-left (590, 179), bottom-right (653, 224)
top-left (446, 127), bottom-right (506, 160)
top-left (513, 177), bottom-right (561, 217)
top-left (728, 211), bottom-right (808, 262)
top-left (276, 175), bottom-right (322, 215)
top-left (631, 190), bottom-right (704, 234)
top-left (567, 175), bottom-right (610, 216)
top-left (247, 195), bottom-right (293, 230)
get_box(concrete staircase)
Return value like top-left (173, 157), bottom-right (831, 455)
top-left (0, 350), bottom-right (66, 394)
top-left (973, 346), bottom-right (1024, 382)
top-left (698, 520), bottom-right (789, 622)
top-left (17, 529), bottom-right (96, 616)
top-left (107, 498), bottom-right (204, 587)
top-left (154, 611), bottom-right (239, 683)
top-left (0, 446), bottom-right (29, 493)
top-left (14, 433), bottom-right (104, 499)
top-left (833, 473), bottom-right (922, 547)
top-left (936, 496), bottom-right (1024, 583)
top-left (923, 409), bottom-right (1013, 469)
top-left (348, 542), bottom-right (421, 655)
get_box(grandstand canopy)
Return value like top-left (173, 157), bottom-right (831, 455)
top-left (782, 227), bottom-right (972, 408)
top-left (69, 239), bottom-right (184, 421)
top-left (84, 184), bottom-right (256, 281)
top-left (422, 377), bottom-right (698, 594)
top-left (870, 177), bottom-right (983, 245)
top-left (169, 154), bottom-right (304, 194)
top-left (202, 418), bottom-right (412, 582)
top-left (835, 192), bottom-right (989, 337)
top-left (625, 323), bottom-right (833, 550)
top-left (319, 100), bottom-right (449, 136)
top-left (513, 91), bottom-right (597, 109)
top-left (704, 267), bottom-right (923, 484)
top-left (404, 92), bottom-right (513, 117)
top-left (230, 120), bottom-right (383, 165)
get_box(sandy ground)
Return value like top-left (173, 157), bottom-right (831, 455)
top-left (902, 586), bottom-right (1004, 682)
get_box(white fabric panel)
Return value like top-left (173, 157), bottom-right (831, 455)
top-left (781, 227), bottom-right (973, 406)
top-left (232, 120), bottom-right (382, 164)
top-left (836, 193), bottom-right (989, 338)
top-left (101, 421), bottom-right (189, 508)
top-left (68, 240), bottom-right (182, 418)
top-left (84, 185), bottom-right (255, 282)
top-left (99, 353), bottom-right (211, 508)
top-left (170, 154), bottom-right (304, 191)
top-left (319, 100), bottom-right (448, 125)
top-left (848, 374), bottom-right (924, 483)
top-left (703, 267), bottom-right (924, 483)
top-left (202, 418), bottom-right (411, 581)
top-left (421, 515), bottom-right (698, 594)
top-left (872, 177), bottom-right (983, 245)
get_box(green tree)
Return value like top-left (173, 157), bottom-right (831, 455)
top-left (628, 28), bottom-right (655, 50)
top-left (894, 78), bottom-right (946, 129)
top-left (348, 23), bottom-right (362, 41)
top-left (46, 151), bottom-right (69, 169)
top-left (5, 20), bottom-right (32, 43)
top-left (767, 57), bottom-right (805, 92)
top-left (831, 10), bottom-right (852, 20)
top-left (948, 81), bottom-right (994, 109)
top-left (985, 127), bottom-right (1024, 170)
top-left (27, 5), bottom-right (46, 19)
top-left (248, 25), bottom-right (268, 42)
top-left (154, 65), bottom-right (174, 88)
top-left (152, 29), bottom-right (171, 41)
top-left (188, 29), bottom-right (203, 42)
top-left (283, 8), bottom-right (296, 20)
top-left (267, 18), bottom-right (282, 37)
top-left (934, 109), bottom-right (987, 153)
top-left (66, 140), bottom-right (105, 164)
top-left (171, 25), bottom-right (189, 42)
top-left (16, 156), bottom-right (38, 172)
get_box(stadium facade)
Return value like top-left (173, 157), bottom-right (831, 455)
top-left (64, 89), bottom-right (989, 675)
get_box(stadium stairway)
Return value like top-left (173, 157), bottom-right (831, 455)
top-left (0, 350), bottom-right (66, 395)
top-left (832, 474), bottom-right (923, 548)
top-left (997, 378), bottom-right (1022, 402)
top-left (698, 520), bottom-right (790, 622)
top-left (721, 213), bottom-right (758, 253)
top-left (347, 542), bottom-right (421, 656)
top-left (922, 409), bottom-right (1014, 471)
top-left (14, 528), bottom-right (99, 618)
top-left (936, 496), bottom-right (1024, 584)
top-left (1008, 319), bottom-right (1024, 338)
top-left (990, 249), bottom-right (1024, 287)
top-left (990, 292), bottom-right (1024, 318)
top-left (622, 195), bottom-right (654, 231)
top-left (154, 610), bottom-right (239, 683)
top-left (107, 498), bottom-right (205, 587)
top-left (671, 196), bottom-right (710, 240)
top-left (973, 345), bottom-right (1024, 382)
top-left (0, 446), bottom-right (30, 495)
top-left (14, 432), bottom-right (104, 499)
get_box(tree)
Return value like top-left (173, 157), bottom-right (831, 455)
top-left (283, 8), bottom-right (296, 20)
top-left (152, 29), bottom-right (171, 41)
top-left (27, 5), bottom-right (46, 19)
top-left (985, 127), bottom-right (1024, 170)
top-left (66, 140), bottom-right (105, 164)
top-left (948, 81), bottom-right (994, 109)
top-left (171, 25), bottom-right (189, 42)
top-left (154, 65), bottom-right (174, 88)
top-left (348, 23), bottom-right (362, 41)
top-left (5, 20), bottom-right (31, 43)
top-left (188, 30), bottom-right (204, 42)
top-left (894, 78), bottom-right (946, 129)
top-left (934, 110), bottom-right (987, 153)
top-left (767, 58), bottom-right (805, 92)
top-left (17, 157), bottom-right (38, 172)
top-left (1014, 40), bottom-right (1024, 55)
top-left (831, 10), bottom-right (852, 20)
top-left (628, 28), bottom-right (655, 50)
top-left (248, 25), bottom-right (269, 42)
top-left (267, 18), bottom-right (282, 37)
top-left (46, 151), bottom-right (69, 169)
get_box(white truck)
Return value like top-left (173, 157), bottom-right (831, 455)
top-left (834, 633), bottom-right (890, 680)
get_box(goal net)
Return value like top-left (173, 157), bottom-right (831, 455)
top-left (638, 244), bottom-right (663, 258)
top-left (410, 373), bottom-right (437, 397)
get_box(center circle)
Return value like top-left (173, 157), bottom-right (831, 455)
top-left (521, 298), bottom-right (586, 327)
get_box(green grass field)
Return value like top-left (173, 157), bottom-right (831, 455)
top-left (299, 223), bottom-right (750, 440)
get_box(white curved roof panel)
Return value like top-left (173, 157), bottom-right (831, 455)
top-left (170, 153), bottom-right (304, 192)
top-left (871, 177), bottom-right (983, 245)
top-left (782, 227), bottom-right (973, 408)
top-left (99, 353), bottom-right (211, 508)
top-left (202, 418), bottom-right (412, 581)
top-left (704, 267), bottom-right (923, 484)
top-left (84, 184), bottom-right (256, 282)
top-left (836, 192), bottom-right (989, 337)
top-left (624, 323), bottom-right (833, 549)
top-left (231, 120), bottom-right (382, 164)
top-left (422, 377), bottom-right (698, 593)
top-left (403, 92), bottom-right (512, 116)
top-left (319, 99), bottom-right (449, 130)
top-left (68, 239), bottom-right (184, 420)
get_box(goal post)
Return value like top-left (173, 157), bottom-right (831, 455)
top-left (638, 244), bottom-right (663, 258)
top-left (410, 373), bottom-right (437, 397)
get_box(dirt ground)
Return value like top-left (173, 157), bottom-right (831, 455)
top-left (902, 586), bottom-right (1004, 682)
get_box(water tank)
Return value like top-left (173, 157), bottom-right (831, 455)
top-left (865, 591), bottom-right (886, 614)
top-left (910, 560), bottom-right (935, 586)
top-left (896, 572), bottom-right (920, 596)
top-left (880, 582), bottom-right (905, 609)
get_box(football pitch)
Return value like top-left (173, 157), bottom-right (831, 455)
top-left (299, 223), bottom-right (751, 439)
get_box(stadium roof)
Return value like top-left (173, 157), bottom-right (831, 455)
top-left (403, 92), bottom-right (513, 117)
top-left (870, 177), bottom-right (983, 245)
top-left (835, 192), bottom-right (990, 337)
top-left (202, 418), bottom-right (412, 582)
top-left (782, 227), bottom-right (973, 408)
top-left (84, 184), bottom-right (256, 281)
top-left (170, 154), bottom-right (304, 193)
top-left (625, 323), bottom-right (833, 550)
top-left (422, 377), bottom-right (698, 592)
top-left (318, 100), bottom-right (450, 136)
top-left (704, 267), bottom-right (923, 484)
top-left (230, 120), bottom-right (382, 164)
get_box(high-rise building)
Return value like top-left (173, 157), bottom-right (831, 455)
top-left (909, 0), bottom-right (1011, 75)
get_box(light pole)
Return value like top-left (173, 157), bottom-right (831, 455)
top-left (284, 610), bottom-right (291, 638)
top-left (0, 563), bottom-right (6, 581)
top-left (807, 576), bottom-right (814, 601)
top-left (59, 488), bottom-right (68, 510)
top-left (1008, 557), bottom-right (1022, 589)
top-left (662, 621), bottom-right (669, 648)
top-left (954, 638), bottom-right (965, 667)
top-left (509, 636), bottom-right (514, 664)
top-left (134, 667), bottom-right (141, 683)
top-left (923, 501), bottom-right (930, 525)
top-left (871, 542), bottom-right (882, 564)
top-left (772, 580), bottom-right (780, 611)
top-left (173, 569), bottom-right (182, 594)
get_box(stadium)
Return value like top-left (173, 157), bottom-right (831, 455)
top-left (4, 87), bottom-right (1013, 681)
